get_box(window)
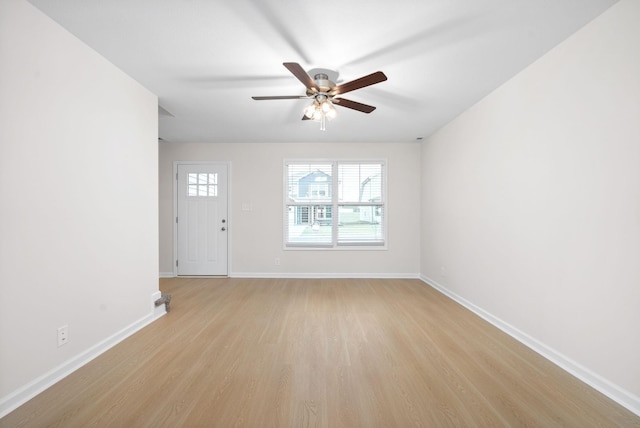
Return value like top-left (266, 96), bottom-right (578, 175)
top-left (285, 160), bottom-right (386, 248)
top-left (188, 173), bottom-right (218, 197)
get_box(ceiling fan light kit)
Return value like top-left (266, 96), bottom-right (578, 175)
top-left (303, 90), bottom-right (337, 131)
top-left (252, 62), bottom-right (387, 131)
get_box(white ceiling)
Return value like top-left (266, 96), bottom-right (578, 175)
top-left (28, 0), bottom-right (617, 144)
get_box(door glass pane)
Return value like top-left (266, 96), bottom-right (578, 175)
top-left (188, 173), bottom-right (218, 197)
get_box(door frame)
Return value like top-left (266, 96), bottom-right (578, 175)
top-left (172, 160), bottom-right (232, 277)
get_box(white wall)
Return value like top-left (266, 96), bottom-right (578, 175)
top-left (421, 0), bottom-right (640, 412)
top-left (0, 0), bottom-right (159, 415)
top-left (159, 142), bottom-right (421, 277)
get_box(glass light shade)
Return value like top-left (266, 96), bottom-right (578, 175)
top-left (304, 103), bottom-right (316, 119)
top-left (304, 97), bottom-right (338, 129)
top-left (312, 106), bottom-right (323, 121)
top-left (325, 103), bottom-right (337, 120)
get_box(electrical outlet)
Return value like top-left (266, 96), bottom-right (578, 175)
top-left (275, 258), bottom-right (281, 266)
top-left (57, 325), bottom-right (68, 347)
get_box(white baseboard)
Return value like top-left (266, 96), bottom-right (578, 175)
top-left (419, 275), bottom-right (640, 418)
top-left (163, 271), bottom-right (421, 280)
top-left (230, 272), bottom-right (421, 279)
top-left (0, 307), bottom-right (166, 418)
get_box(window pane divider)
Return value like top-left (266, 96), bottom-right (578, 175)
top-left (338, 202), bottom-right (384, 206)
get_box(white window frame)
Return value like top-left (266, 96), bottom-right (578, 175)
top-left (283, 159), bottom-right (387, 250)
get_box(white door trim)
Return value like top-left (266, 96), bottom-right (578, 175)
top-left (173, 161), bottom-right (232, 277)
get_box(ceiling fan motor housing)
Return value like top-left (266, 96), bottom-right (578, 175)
top-left (307, 73), bottom-right (335, 96)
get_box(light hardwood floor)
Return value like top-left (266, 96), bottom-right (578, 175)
top-left (2, 278), bottom-right (639, 427)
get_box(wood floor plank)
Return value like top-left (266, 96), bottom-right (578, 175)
top-left (1, 278), bottom-right (639, 427)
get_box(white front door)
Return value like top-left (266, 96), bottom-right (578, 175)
top-left (176, 163), bottom-right (228, 276)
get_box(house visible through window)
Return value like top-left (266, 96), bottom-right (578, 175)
top-left (285, 160), bottom-right (386, 248)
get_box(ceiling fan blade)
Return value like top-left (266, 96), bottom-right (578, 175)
top-left (283, 62), bottom-right (319, 93)
top-left (333, 98), bottom-right (377, 113)
top-left (302, 115), bottom-right (311, 120)
top-left (329, 71), bottom-right (387, 96)
top-left (252, 95), bottom-right (310, 100)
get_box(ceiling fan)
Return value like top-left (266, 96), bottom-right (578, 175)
top-left (252, 62), bottom-right (387, 130)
